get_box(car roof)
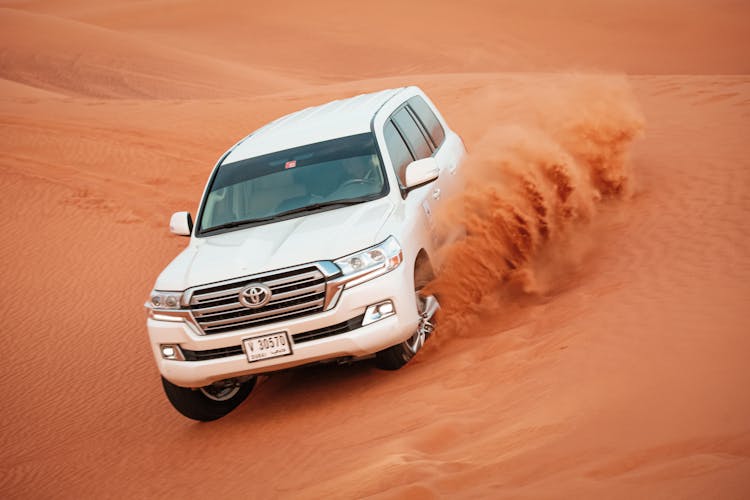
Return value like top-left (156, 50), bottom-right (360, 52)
top-left (223, 87), bottom-right (406, 164)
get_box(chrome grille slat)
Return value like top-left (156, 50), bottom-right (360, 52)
top-left (264, 271), bottom-right (322, 288)
top-left (188, 265), bottom-right (327, 334)
top-left (200, 299), bottom-right (325, 328)
top-left (266, 283), bottom-right (325, 301)
top-left (194, 286), bottom-right (325, 319)
top-left (191, 286), bottom-right (245, 304)
top-left (203, 305), bottom-right (324, 333)
top-left (193, 304), bottom-right (247, 318)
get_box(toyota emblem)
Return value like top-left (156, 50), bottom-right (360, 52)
top-left (238, 283), bottom-right (272, 308)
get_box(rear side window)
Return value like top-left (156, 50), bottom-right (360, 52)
top-left (408, 96), bottom-right (445, 148)
top-left (383, 120), bottom-right (414, 186)
top-left (392, 108), bottom-right (432, 160)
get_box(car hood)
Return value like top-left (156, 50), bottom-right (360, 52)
top-left (154, 198), bottom-right (395, 291)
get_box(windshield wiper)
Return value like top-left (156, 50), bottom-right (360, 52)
top-left (200, 198), bottom-right (371, 235)
top-left (199, 217), bottom-right (268, 234)
top-left (271, 199), bottom-right (368, 219)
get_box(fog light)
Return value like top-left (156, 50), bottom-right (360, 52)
top-left (160, 344), bottom-right (184, 361)
top-left (378, 302), bottom-right (394, 315)
top-left (362, 300), bottom-right (396, 326)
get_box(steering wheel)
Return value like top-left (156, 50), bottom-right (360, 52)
top-left (340, 167), bottom-right (378, 188)
top-left (338, 178), bottom-right (374, 189)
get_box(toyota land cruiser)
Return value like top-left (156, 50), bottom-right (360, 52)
top-left (146, 86), bottom-right (465, 420)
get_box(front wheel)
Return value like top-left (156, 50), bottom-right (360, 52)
top-left (161, 376), bottom-right (256, 421)
top-left (375, 288), bottom-right (438, 371)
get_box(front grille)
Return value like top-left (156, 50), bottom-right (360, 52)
top-left (180, 314), bottom-right (365, 361)
top-left (189, 266), bottom-right (326, 335)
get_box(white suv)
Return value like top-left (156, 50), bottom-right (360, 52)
top-left (146, 86), bottom-right (465, 420)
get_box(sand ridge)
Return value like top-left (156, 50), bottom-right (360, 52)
top-left (1, 0), bottom-right (749, 498)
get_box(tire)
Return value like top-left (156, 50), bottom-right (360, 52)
top-left (161, 376), bottom-right (256, 422)
top-left (375, 260), bottom-right (435, 371)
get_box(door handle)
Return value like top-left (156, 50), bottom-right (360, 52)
top-left (432, 188), bottom-right (441, 200)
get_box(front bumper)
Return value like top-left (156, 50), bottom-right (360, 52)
top-left (146, 261), bottom-right (418, 388)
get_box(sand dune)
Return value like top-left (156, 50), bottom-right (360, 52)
top-left (1, 0), bottom-right (749, 498)
top-left (0, 7), bottom-right (301, 98)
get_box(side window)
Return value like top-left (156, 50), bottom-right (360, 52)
top-left (408, 96), bottom-right (445, 148)
top-left (392, 108), bottom-right (432, 160)
top-left (383, 120), bottom-right (414, 186)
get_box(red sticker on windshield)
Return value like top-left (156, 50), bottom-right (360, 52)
top-left (285, 160), bottom-right (297, 169)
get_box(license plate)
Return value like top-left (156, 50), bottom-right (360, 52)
top-left (242, 332), bottom-right (293, 363)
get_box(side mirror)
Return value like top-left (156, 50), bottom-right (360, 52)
top-left (169, 211), bottom-right (193, 236)
top-left (404, 157), bottom-right (439, 190)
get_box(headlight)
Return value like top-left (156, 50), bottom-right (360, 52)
top-left (334, 236), bottom-right (403, 288)
top-left (148, 290), bottom-right (184, 310)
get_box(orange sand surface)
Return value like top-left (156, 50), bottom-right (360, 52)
top-left (1, 1), bottom-right (749, 498)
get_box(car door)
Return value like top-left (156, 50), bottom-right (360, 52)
top-left (385, 108), bottom-right (445, 253)
top-left (405, 96), bottom-right (461, 203)
top-left (390, 106), bottom-right (442, 203)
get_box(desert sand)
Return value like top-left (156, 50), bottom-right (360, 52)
top-left (1, 0), bottom-right (749, 498)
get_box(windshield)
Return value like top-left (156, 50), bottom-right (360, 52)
top-left (197, 133), bottom-right (387, 235)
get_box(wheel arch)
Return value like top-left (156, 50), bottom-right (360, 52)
top-left (413, 248), bottom-right (436, 290)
